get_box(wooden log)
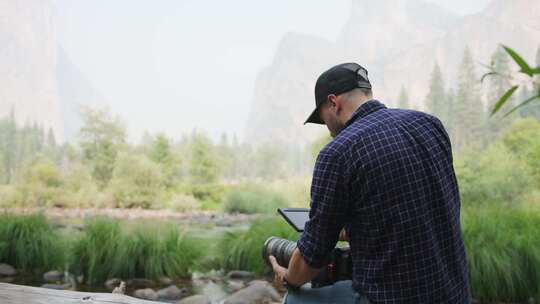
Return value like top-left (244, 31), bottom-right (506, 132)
top-left (0, 282), bottom-right (167, 304)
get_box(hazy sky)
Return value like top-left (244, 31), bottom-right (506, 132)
top-left (55, 0), bottom-right (492, 142)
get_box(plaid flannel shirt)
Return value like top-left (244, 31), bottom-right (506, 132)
top-left (297, 100), bottom-right (471, 303)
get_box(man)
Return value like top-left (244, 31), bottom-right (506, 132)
top-left (269, 63), bottom-right (471, 303)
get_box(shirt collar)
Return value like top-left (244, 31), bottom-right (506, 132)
top-left (345, 99), bottom-right (387, 128)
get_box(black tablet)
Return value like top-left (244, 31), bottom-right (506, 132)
top-left (278, 208), bottom-right (310, 232)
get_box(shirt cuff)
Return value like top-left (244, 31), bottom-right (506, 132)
top-left (296, 234), bottom-right (329, 269)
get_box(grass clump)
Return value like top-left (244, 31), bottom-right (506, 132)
top-left (71, 217), bottom-right (202, 286)
top-left (222, 186), bottom-right (289, 214)
top-left (217, 217), bottom-right (298, 274)
top-left (463, 206), bottom-right (540, 302)
top-left (0, 214), bottom-right (66, 273)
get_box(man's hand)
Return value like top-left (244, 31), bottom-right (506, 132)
top-left (339, 228), bottom-right (348, 242)
top-left (268, 255), bottom-right (287, 286)
top-left (268, 248), bottom-right (320, 288)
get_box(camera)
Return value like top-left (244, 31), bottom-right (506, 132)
top-left (262, 236), bottom-right (352, 288)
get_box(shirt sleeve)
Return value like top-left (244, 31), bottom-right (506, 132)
top-left (297, 148), bottom-right (349, 268)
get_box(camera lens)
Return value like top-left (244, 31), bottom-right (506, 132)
top-left (262, 236), bottom-right (297, 267)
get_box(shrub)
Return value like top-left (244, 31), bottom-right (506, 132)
top-left (166, 193), bottom-right (201, 213)
top-left (0, 185), bottom-right (23, 208)
top-left (108, 154), bottom-right (164, 209)
top-left (0, 214), bottom-right (66, 274)
top-left (16, 157), bottom-right (64, 207)
top-left (222, 187), bottom-right (289, 214)
top-left (189, 183), bottom-right (226, 204)
top-left (455, 144), bottom-right (533, 206)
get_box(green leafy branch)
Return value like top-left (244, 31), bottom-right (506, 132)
top-left (482, 45), bottom-right (540, 117)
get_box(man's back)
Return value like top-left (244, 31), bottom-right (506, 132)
top-left (298, 100), bottom-right (471, 303)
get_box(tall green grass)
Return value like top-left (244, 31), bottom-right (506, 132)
top-left (462, 206), bottom-right (540, 303)
top-left (71, 217), bottom-right (202, 286)
top-left (217, 217), bottom-right (298, 275)
top-left (0, 214), bottom-right (66, 273)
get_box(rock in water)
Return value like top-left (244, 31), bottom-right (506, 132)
top-left (134, 288), bottom-right (158, 301)
top-left (227, 280), bottom-right (245, 292)
top-left (43, 270), bottom-right (63, 282)
top-left (158, 276), bottom-right (173, 286)
top-left (223, 280), bottom-right (281, 304)
top-left (104, 278), bottom-right (122, 291)
top-left (157, 285), bottom-right (188, 300)
top-left (0, 264), bottom-right (16, 276)
top-left (112, 281), bottom-right (126, 294)
top-left (179, 295), bottom-right (211, 304)
top-left (226, 270), bottom-right (255, 281)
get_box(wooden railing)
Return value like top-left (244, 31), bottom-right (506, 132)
top-left (0, 282), bottom-right (167, 304)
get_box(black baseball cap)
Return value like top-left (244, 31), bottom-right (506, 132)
top-left (304, 62), bottom-right (372, 124)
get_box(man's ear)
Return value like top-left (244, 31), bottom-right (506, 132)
top-left (327, 94), bottom-right (338, 111)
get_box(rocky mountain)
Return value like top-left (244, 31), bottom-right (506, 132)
top-left (0, 0), bottom-right (64, 141)
top-left (245, 0), bottom-right (540, 145)
top-left (0, 0), bottom-right (107, 143)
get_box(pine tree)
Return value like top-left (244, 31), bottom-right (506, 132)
top-left (79, 107), bottom-right (126, 189)
top-left (3, 108), bottom-right (17, 183)
top-left (486, 46), bottom-right (513, 139)
top-left (189, 132), bottom-right (220, 184)
top-left (445, 88), bottom-right (456, 139)
top-left (425, 63), bottom-right (447, 122)
top-left (149, 133), bottom-right (177, 188)
top-left (47, 128), bottom-right (56, 147)
top-left (398, 86), bottom-right (409, 109)
top-left (454, 47), bottom-right (485, 149)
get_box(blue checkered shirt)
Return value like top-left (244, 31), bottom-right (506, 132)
top-left (297, 100), bottom-right (471, 303)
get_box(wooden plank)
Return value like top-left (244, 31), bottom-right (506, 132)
top-left (0, 283), bottom-right (167, 304)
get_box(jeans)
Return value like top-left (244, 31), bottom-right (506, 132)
top-left (284, 280), bottom-right (370, 304)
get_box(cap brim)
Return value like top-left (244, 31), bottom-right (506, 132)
top-left (304, 107), bottom-right (325, 125)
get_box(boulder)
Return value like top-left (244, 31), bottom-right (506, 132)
top-left (43, 270), bottom-right (63, 283)
top-left (178, 295), bottom-right (211, 304)
top-left (127, 278), bottom-right (156, 289)
top-left (223, 280), bottom-right (281, 304)
top-left (133, 288), bottom-right (158, 301)
top-left (0, 263), bottom-right (16, 276)
top-left (157, 285), bottom-right (188, 300)
top-left (227, 280), bottom-right (245, 292)
top-left (226, 270), bottom-right (255, 281)
top-left (158, 276), bottom-right (173, 286)
top-left (104, 278), bottom-right (122, 291)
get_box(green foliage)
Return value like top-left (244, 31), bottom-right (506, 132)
top-left (165, 193), bottom-right (201, 212)
top-left (222, 186), bottom-right (289, 214)
top-left (502, 118), bottom-right (540, 184)
top-left (463, 206), bottom-right (540, 302)
top-left (484, 45), bottom-right (540, 117)
top-left (79, 107), bottom-right (126, 189)
top-left (188, 183), bottom-right (226, 205)
top-left (108, 154), bottom-right (164, 209)
top-left (15, 156), bottom-right (65, 207)
top-left (71, 217), bottom-right (201, 286)
top-left (454, 47), bottom-right (484, 149)
top-left (0, 214), bottom-right (66, 273)
top-left (455, 143), bottom-right (532, 206)
top-left (217, 217), bottom-right (298, 275)
top-left (148, 134), bottom-right (179, 188)
top-left (425, 62), bottom-right (447, 122)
